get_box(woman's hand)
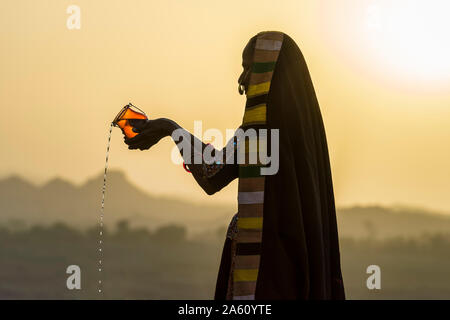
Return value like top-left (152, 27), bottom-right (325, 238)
top-left (124, 118), bottom-right (175, 150)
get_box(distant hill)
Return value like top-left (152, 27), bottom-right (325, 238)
top-left (337, 205), bottom-right (450, 239)
top-left (0, 171), bottom-right (449, 238)
top-left (0, 170), bottom-right (232, 234)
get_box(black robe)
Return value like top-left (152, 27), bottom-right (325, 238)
top-left (187, 32), bottom-right (345, 300)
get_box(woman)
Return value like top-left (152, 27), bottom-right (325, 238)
top-left (125, 31), bottom-right (345, 300)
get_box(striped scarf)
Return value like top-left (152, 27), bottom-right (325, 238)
top-left (230, 31), bottom-right (284, 300)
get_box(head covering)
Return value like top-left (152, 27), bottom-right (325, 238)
top-left (231, 31), bottom-right (345, 300)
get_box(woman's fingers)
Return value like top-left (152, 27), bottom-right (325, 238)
top-left (124, 126), bottom-right (158, 145)
top-left (124, 133), bottom-right (146, 145)
top-left (128, 119), bottom-right (148, 132)
top-left (127, 138), bottom-right (150, 150)
top-left (126, 132), bottom-right (162, 149)
top-left (125, 119), bottom-right (169, 150)
top-left (127, 137), bottom-right (160, 150)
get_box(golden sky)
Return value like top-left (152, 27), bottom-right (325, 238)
top-left (1, 0), bottom-right (449, 212)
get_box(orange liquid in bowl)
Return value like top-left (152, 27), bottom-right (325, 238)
top-left (112, 105), bottom-right (147, 138)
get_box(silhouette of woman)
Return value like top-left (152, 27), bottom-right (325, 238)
top-left (125, 31), bottom-right (345, 300)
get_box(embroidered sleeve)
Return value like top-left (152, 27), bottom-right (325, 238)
top-left (226, 213), bottom-right (239, 240)
top-left (200, 137), bottom-right (238, 178)
top-left (202, 161), bottom-right (225, 178)
top-left (179, 129), bottom-right (240, 195)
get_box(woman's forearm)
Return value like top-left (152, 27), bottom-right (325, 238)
top-left (165, 119), bottom-right (207, 153)
top-left (164, 119), bottom-right (238, 195)
top-left (165, 119), bottom-right (210, 164)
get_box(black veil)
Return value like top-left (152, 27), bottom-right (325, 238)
top-left (256, 34), bottom-right (345, 299)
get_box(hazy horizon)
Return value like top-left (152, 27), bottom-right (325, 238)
top-left (2, 168), bottom-right (450, 218)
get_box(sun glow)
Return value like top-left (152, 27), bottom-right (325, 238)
top-left (365, 0), bottom-right (450, 82)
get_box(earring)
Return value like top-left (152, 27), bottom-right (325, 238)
top-left (238, 84), bottom-right (245, 95)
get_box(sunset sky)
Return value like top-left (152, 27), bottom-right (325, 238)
top-left (1, 0), bottom-right (449, 213)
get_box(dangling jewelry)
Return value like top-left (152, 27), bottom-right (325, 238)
top-left (238, 83), bottom-right (245, 95)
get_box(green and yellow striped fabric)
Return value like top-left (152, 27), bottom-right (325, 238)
top-left (231, 31), bottom-right (284, 300)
